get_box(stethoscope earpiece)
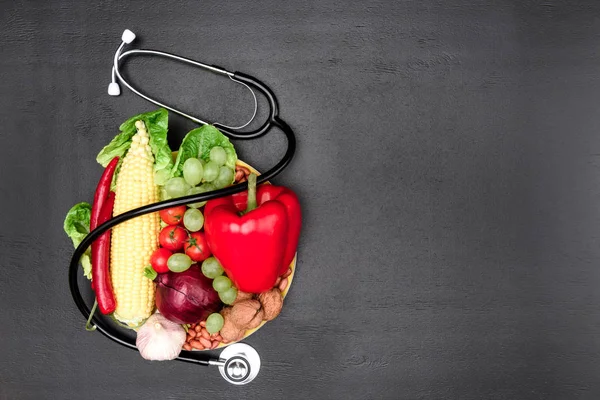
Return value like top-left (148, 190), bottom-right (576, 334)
top-left (121, 29), bottom-right (136, 44)
top-left (107, 82), bottom-right (120, 96)
top-left (107, 29), bottom-right (137, 96)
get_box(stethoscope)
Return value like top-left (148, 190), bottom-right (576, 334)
top-left (68, 29), bottom-right (297, 385)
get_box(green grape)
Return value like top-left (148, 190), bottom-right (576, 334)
top-left (201, 257), bottom-right (224, 279)
top-left (183, 158), bottom-right (204, 186)
top-left (154, 169), bottom-right (171, 186)
top-left (213, 166), bottom-right (235, 189)
top-left (201, 183), bottom-right (216, 192)
top-left (186, 186), bottom-right (207, 208)
top-left (159, 187), bottom-right (171, 201)
top-left (213, 275), bottom-right (232, 292)
top-left (203, 161), bottom-right (219, 182)
top-left (165, 177), bottom-right (191, 198)
top-left (213, 179), bottom-right (227, 190)
top-left (186, 183), bottom-right (216, 208)
top-left (205, 313), bottom-right (224, 334)
top-left (209, 146), bottom-right (227, 166)
top-left (219, 287), bottom-right (238, 305)
top-left (183, 208), bottom-right (204, 232)
top-left (167, 253), bottom-right (192, 273)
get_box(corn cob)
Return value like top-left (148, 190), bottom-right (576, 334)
top-left (110, 120), bottom-right (159, 325)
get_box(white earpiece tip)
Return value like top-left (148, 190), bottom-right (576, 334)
top-left (121, 29), bottom-right (136, 44)
top-left (108, 82), bottom-right (121, 96)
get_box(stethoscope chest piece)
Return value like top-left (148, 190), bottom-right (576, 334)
top-left (216, 343), bottom-right (261, 385)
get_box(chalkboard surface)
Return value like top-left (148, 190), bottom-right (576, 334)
top-left (2, 1), bottom-right (600, 399)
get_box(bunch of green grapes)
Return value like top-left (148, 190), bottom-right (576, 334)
top-left (161, 146), bottom-right (235, 205)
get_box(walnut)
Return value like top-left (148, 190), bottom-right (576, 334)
top-left (246, 308), bottom-right (265, 329)
top-left (233, 290), bottom-right (254, 304)
top-left (230, 299), bottom-right (262, 328)
top-left (220, 306), bottom-right (232, 320)
top-left (258, 289), bottom-right (283, 321)
top-left (220, 307), bottom-right (244, 342)
top-left (220, 320), bottom-right (244, 343)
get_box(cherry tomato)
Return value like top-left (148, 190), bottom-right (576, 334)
top-left (184, 232), bottom-right (212, 262)
top-left (159, 225), bottom-right (188, 251)
top-left (159, 206), bottom-right (187, 225)
top-left (150, 247), bottom-right (172, 273)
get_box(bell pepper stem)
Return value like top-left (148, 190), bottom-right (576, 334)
top-left (245, 173), bottom-right (258, 213)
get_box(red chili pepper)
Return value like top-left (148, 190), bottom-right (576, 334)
top-left (204, 174), bottom-right (302, 293)
top-left (89, 156), bottom-right (119, 292)
top-left (91, 157), bottom-right (119, 230)
top-left (91, 191), bottom-right (116, 314)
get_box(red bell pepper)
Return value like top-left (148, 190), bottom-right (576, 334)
top-left (204, 174), bottom-right (302, 293)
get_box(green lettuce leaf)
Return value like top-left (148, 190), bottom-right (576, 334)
top-left (63, 202), bottom-right (92, 279)
top-left (171, 125), bottom-right (237, 178)
top-left (96, 108), bottom-right (174, 184)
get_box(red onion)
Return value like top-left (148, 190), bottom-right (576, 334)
top-left (155, 265), bottom-right (222, 324)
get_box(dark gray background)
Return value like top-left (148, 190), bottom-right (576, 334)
top-left (2, 0), bottom-right (600, 399)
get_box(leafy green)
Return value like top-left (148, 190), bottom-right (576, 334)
top-left (96, 108), bottom-right (174, 184)
top-left (63, 202), bottom-right (92, 279)
top-left (171, 125), bottom-right (237, 178)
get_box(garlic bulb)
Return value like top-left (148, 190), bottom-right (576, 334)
top-left (136, 313), bottom-right (186, 361)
